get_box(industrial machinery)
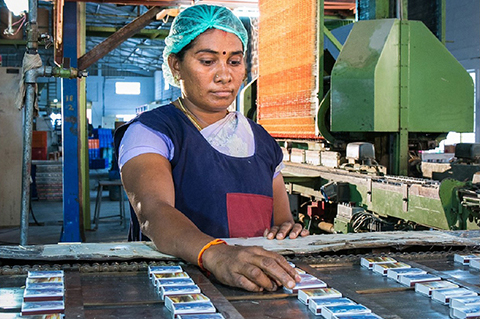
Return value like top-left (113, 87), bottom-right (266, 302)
top-left (246, 0), bottom-right (480, 234)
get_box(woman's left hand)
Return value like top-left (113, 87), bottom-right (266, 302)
top-left (264, 222), bottom-right (309, 240)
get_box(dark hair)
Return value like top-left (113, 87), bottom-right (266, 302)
top-left (173, 39), bottom-right (196, 61)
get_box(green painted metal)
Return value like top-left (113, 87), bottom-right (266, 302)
top-left (331, 19), bottom-right (400, 132)
top-left (284, 163), bottom-right (479, 231)
top-left (400, 0), bottom-right (408, 20)
top-left (317, 90), bottom-right (336, 144)
top-left (397, 20), bottom-right (410, 176)
top-left (344, 180), bottom-right (471, 231)
top-left (375, 0), bottom-right (391, 19)
top-left (440, 0), bottom-right (446, 45)
top-left (317, 0), bottom-right (324, 104)
top-left (330, 19), bottom-right (474, 175)
top-left (331, 19), bottom-right (473, 134)
top-left (407, 21), bottom-right (473, 133)
top-left (439, 179), bottom-right (469, 230)
top-left (334, 216), bottom-right (351, 234)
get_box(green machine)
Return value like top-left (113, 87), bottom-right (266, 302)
top-left (326, 19), bottom-right (473, 176)
top-left (283, 18), bottom-right (479, 233)
top-left (242, 1), bottom-right (479, 233)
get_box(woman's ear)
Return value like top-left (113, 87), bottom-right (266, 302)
top-left (168, 54), bottom-right (181, 80)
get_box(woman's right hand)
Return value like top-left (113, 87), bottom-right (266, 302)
top-left (202, 243), bottom-right (300, 292)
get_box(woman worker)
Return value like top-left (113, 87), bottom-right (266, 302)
top-left (114, 4), bottom-right (309, 292)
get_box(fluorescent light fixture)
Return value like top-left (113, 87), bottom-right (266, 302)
top-left (116, 114), bottom-right (137, 122)
top-left (115, 82), bottom-right (141, 95)
top-left (233, 7), bottom-right (259, 18)
top-left (4, 0), bottom-right (28, 16)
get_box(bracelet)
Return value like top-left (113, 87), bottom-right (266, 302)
top-left (197, 238), bottom-right (227, 271)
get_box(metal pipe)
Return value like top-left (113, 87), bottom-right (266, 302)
top-left (19, 0), bottom-right (39, 246)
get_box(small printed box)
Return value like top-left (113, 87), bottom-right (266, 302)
top-left (432, 288), bottom-right (478, 305)
top-left (165, 293), bottom-right (210, 312)
top-left (152, 272), bottom-right (190, 287)
top-left (454, 254), bottom-right (480, 265)
top-left (284, 274), bottom-right (327, 293)
top-left (157, 278), bottom-right (196, 290)
top-left (321, 304), bottom-right (371, 319)
top-left (17, 313), bottom-right (65, 319)
top-left (160, 285), bottom-right (202, 300)
top-left (177, 314), bottom-right (226, 319)
top-left (23, 288), bottom-right (64, 302)
top-left (399, 273), bottom-right (441, 287)
top-left (360, 257), bottom-right (397, 269)
top-left (25, 283), bottom-right (65, 291)
top-left (171, 301), bottom-right (216, 318)
top-left (308, 297), bottom-right (355, 315)
top-left (469, 258), bottom-right (480, 270)
top-left (25, 277), bottom-right (63, 288)
top-left (386, 268), bottom-right (427, 282)
top-left (148, 265), bottom-right (184, 278)
top-left (21, 300), bottom-right (65, 316)
top-left (298, 287), bottom-right (342, 305)
top-left (450, 296), bottom-right (480, 309)
top-left (27, 271), bottom-right (64, 279)
top-left (326, 314), bottom-right (384, 319)
top-left (415, 280), bottom-right (459, 297)
top-left (372, 262), bottom-right (411, 276)
top-left (295, 268), bottom-right (306, 275)
top-left (449, 305), bottom-right (480, 319)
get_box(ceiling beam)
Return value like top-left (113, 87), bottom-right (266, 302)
top-left (78, 6), bottom-right (167, 70)
top-left (86, 26), bottom-right (169, 39)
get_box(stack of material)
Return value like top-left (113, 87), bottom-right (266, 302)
top-left (149, 265), bottom-right (224, 318)
top-left (34, 161), bottom-right (62, 201)
top-left (258, 0), bottom-right (319, 139)
top-left (21, 270), bottom-right (65, 317)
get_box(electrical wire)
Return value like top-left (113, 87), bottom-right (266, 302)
top-left (350, 211), bottom-right (393, 232)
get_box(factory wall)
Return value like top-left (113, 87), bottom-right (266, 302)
top-left (445, 0), bottom-right (480, 142)
top-left (154, 70), bottom-right (181, 105)
top-left (86, 75), bottom-right (155, 128)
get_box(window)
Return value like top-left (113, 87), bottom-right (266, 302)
top-left (115, 82), bottom-right (141, 95)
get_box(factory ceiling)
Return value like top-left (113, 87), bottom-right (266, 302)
top-left (0, 0), bottom-right (355, 77)
top-left (78, 0), bottom-right (355, 76)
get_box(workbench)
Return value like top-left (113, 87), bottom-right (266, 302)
top-left (1, 231), bottom-right (479, 318)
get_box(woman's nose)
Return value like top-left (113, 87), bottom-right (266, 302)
top-left (214, 63), bottom-right (232, 83)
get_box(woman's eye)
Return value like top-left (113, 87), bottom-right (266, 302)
top-left (229, 60), bottom-right (242, 66)
top-left (201, 60), bottom-right (214, 66)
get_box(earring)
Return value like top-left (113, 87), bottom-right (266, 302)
top-left (174, 74), bottom-right (180, 85)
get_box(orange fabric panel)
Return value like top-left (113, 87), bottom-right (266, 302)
top-left (258, 0), bottom-right (319, 139)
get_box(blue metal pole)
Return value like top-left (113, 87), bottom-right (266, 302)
top-left (60, 1), bottom-right (82, 242)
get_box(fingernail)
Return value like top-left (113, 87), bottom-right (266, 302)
top-left (271, 282), bottom-right (278, 291)
top-left (287, 280), bottom-right (295, 289)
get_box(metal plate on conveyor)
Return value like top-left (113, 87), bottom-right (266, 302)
top-left (0, 230), bottom-right (479, 261)
top-left (1, 252), bottom-right (479, 318)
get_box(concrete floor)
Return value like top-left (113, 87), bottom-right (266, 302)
top-left (0, 169), bottom-right (130, 246)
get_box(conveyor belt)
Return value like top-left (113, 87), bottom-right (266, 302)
top-left (1, 251), bottom-right (479, 318)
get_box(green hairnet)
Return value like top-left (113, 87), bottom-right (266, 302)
top-left (162, 4), bottom-right (248, 87)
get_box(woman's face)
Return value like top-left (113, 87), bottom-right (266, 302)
top-left (169, 28), bottom-right (246, 112)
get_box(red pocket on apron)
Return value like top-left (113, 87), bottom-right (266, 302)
top-left (226, 193), bottom-right (273, 238)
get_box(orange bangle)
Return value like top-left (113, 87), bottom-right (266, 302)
top-left (197, 239), bottom-right (227, 271)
